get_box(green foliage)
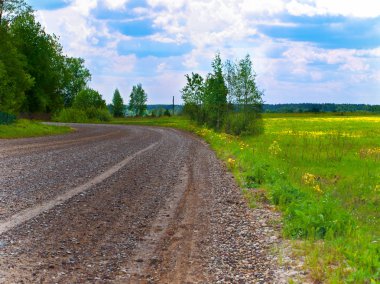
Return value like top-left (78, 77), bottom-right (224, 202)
top-left (53, 107), bottom-right (111, 123)
top-left (163, 109), bottom-right (171, 117)
top-left (54, 88), bottom-right (111, 122)
top-left (52, 108), bottom-right (88, 123)
top-left (84, 107), bottom-right (111, 121)
top-left (0, 119), bottom-right (71, 138)
top-left (61, 57), bottom-right (91, 107)
top-left (0, 24), bottom-right (33, 113)
top-left (0, 111), bottom-right (16, 124)
top-left (0, 2), bottom-right (92, 115)
top-left (0, 0), bottom-right (31, 24)
top-left (181, 53), bottom-right (263, 135)
top-left (111, 88), bottom-right (125, 117)
top-left (181, 72), bottom-right (205, 122)
top-left (224, 111), bottom-right (264, 135)
top-left (128, 83), bottom-right (147, 116)
top-left (72, 88), bottom-right (106, 110)
top-left (10, 11), bottom-right (66, 113)
top-left (204, 53), bottom-right (228, 130)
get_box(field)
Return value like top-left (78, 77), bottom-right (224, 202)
top-left (0, 119), bottom-right (72, 139)
top-left (114, 114), bottom-right (380, 283)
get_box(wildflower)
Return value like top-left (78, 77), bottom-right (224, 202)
top-left (313, 184), bottom-right (323, 193)
top-left (227, 158), bottom-right (235, 168)
top-left (268, 141), bottom-right (282, 155)
top-left (302, 173), bottom-right (316, 185)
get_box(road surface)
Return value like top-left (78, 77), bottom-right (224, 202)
top-left (0, 124), bottom-right (290, 283)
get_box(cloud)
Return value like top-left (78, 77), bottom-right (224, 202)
top-left (286, 0), bottom-right (380, 18)
top-left (30, 0), bottom-right (380, 104)
top-left (103, 0), bottom-right (129, 10)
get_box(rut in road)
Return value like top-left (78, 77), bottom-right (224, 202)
top-left (0, 124), bottom-right (298, 283)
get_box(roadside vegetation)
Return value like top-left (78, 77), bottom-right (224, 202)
top-left (181, 53), bottom-right (263, 135)
top-left (0, 119), bottom-right (72, 138)
top-left (113, 114), bottom-right (380, 283)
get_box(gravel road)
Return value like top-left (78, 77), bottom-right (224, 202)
top-left (0, 124), bottom-right (299, 283)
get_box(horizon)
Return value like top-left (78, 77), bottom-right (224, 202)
top-left (28, 0), bottom-right (380, 105)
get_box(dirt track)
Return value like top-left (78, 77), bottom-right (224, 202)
top-left (0, 124), bottom-right (295, 283)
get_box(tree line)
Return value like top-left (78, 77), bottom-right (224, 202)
top-left (0, 0), bottom-right (148, 121)
top-left (181, 53), bottom-right (263, 135)
top-left (0, 0), bottom-right (92, 115)
top-left (263, 103), bottom-right (380, 113)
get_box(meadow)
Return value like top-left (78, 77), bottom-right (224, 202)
top-left (114, 114), bottom-right (380, 283)
top-left (0, 119), bottom-right (72, 139)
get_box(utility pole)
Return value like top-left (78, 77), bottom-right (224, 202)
top-left (172, 96), bottom-right (175, 116)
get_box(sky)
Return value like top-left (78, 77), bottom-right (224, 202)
top-left (27, 0), bottom-right (380, 105)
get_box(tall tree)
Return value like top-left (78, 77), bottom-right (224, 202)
top-left (224, 54), bottom-right (263, 135)
top-left (181, 72), bottom-right (205, 122)
top-left (111, 88), bottom-right (125, 117)
top-left (204, 53), bottom-right (228, 130)
top-left (0, 24), bottom-right (33, 113)
top-left (128, 84), bottom-right (147, 116)
top-left (61, 57), bottom-right (91, 107)
top-left (237, 54), bottom-right (262, 109)
top-left (72, 88), bottom-right (106, 110)
top-left (10, 11), bottom-right (66, 113)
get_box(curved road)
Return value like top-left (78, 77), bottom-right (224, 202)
top-left (0, 124), bottom-right (286, 283)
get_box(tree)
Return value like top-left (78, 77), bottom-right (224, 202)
top-left (224, 54), bottom-right (263, 135)
top-left (10, 11), bottom-right (66, 113)
top-left (0, 24), bottom-right (33, 113)
top-left (181, 72), bottom-right (205, 122)
top-left (204, 53), bottom-right (228, 130)
top-left (111, 88), bottom-right (125, 117)
top-left (237, 54), bottom-right (262, 110)
top-left (0, 0), bottom-right (31, 25)
top-left (61, 57), bottom-right (91, 107)
top-left (128, 84), bottom-right (147, 116)
top-left (72, 88), bottom-right (106, 110)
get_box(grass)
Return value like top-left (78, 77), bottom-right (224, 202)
top-left (0, 119), bottom-right (72, 139)
top-left (113, 114), bottom-right (380, 283)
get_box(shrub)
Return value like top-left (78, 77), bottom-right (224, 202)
top-left (224, 112), bottom-right (264, 136)
top-left (53, 107), bottom-right (111, 123)
top-left (52, 108), bottom-right (88, 123)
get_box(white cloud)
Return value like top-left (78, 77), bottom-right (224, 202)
top-left (33, 0), bottom-right (380, 104)
top-left (102, 0), bottom-right (129, 10)
top-left (71, 0), bottom-right (98, 16)
top-left (240, 0), bottom-right (285, 15)
top-left (286, 0), bottom-right (380, 18)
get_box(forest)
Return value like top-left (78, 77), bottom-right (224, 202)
top-left (0, 0), bottom-right (92, 115)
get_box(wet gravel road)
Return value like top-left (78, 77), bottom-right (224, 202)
top-left (0, 124), bottom-right (296, 283)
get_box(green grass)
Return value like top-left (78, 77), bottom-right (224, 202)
top-left (113, 114), bottom-right (380, 283)
top-left (0, 119), bottom-right (72, 139)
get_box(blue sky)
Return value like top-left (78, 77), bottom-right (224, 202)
top-left (29, 0), bottom-right (380, 104)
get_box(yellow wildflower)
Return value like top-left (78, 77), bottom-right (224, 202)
top-left (302, 173), bottom-right (316, 185)
top-left (268, 141), bottom-right (282, 155)
top-left (227, 158), bottom-right (235, 168)
top-left (313, 184), bottom-right (323, 193)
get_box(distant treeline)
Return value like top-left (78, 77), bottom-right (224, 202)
top-left (263, 104), bottom-right (380, 113)
top-left (145, 104), bottom-right (380, 114)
